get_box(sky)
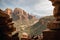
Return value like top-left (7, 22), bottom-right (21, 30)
top-left (0, 0), bottom-right (54, 17)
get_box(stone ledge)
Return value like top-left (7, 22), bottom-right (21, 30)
top-left (43, 29), bottom-right (60, 40)
top-left (47, 21), bottom-right (60, 29)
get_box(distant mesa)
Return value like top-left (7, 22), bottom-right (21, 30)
top-left (4, 8), bottom-right (36, 21)
top-left (2, 8), bottom-right (37, 27)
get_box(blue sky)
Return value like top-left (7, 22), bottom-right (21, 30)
top-left (0, 0), bottom-right (54, 17)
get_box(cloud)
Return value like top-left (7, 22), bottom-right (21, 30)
top-left (0, 0), bottom-right (2, 2)
top-left (34, 0), bottom-right (54, 10)
top-left (0, 0), bottom-right (39, 8)
top-left (4, 0), bottom-right (39, 7)
top-left (0, 0), bottom-right (9, 10)
top-left (31, 0), bottom-right (54, 16)
top-left (31, 10), bottom-right (53, 17)
top-left (0, 0), bottom-right (54, 17)
top-left (9, 0), bottom-right (24, 6)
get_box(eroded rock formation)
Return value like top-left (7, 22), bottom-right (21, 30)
top-left (43, 0), bottom-right (60, 40)
top-left (0, 9), bottom-right (19, 40)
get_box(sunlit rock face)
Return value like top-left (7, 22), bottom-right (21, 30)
top-left (5, 8), bottom-right (12, 18)
top-left (12, 8), bottom-right (28, 21)
top-left (12, 8), bottom-right (30, 26)
top-left (4, 8), bottom-right (37, 38)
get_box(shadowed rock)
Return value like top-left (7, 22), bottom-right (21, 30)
top-left (0, 9), bottom-right (19, 40)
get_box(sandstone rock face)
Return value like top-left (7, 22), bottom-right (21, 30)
top-left (0, 9), bottom-right (19, 40)
top-left (4, 8), bottom-right (37, 38)
top-left (48, 0), bottom-right (60, 29)
top-left (4, 8), bottom-right (37, 25)
top-left (13, 8), bottom-right (28, 21)
top-left (5, 8), bottom-right (12, 18)
top-left (43, 0), bottom-right (60, 40)
top-left (11, 8), bottom-right (37, 25)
